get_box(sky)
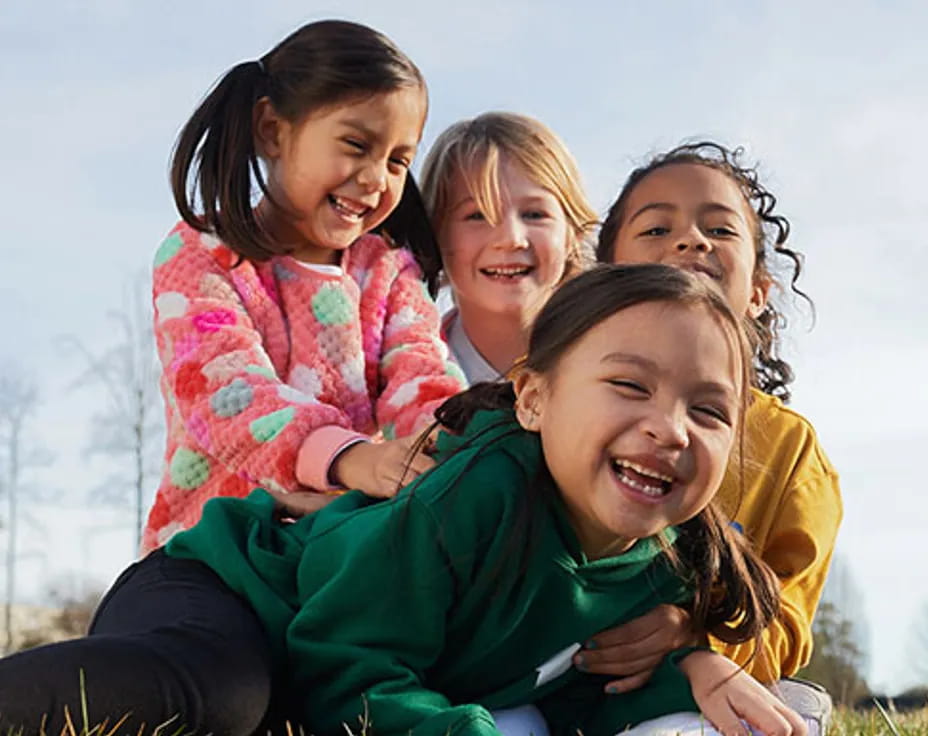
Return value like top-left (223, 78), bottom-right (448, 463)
top-left (1, 0), bottom-right (926, 693)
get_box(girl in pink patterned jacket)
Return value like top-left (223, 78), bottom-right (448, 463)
top-left (143, 19), bottom-right (465, 553)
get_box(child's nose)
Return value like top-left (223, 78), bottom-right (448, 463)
top-left (357, 161), bottom-right (388, 193)
top-left (495, 214), bottom-right (529, 249)
top-left (674, 225), bottom-right (712, 253)
top-left (642, 407), bottom-right (688, 449)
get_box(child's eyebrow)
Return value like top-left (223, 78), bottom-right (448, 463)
top-left (698, 203), bottom-right (747, 222)
top-left (516, 194), bottom-right (557, 205)
top-left (339, 119), bottom-right (417, 153)
top-left (601, 352), bottom-right (657, 370)
top-left (340, 119), bottom-right (379, 139)
top-left (450, 194), bottom-right (476, 211)
top-left (629, 201), bottom-right (744, 223)
top-left (628, 202), bottom-right (676, 222)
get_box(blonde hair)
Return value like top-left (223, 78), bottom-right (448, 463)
top-left (420, 112), bottom-right (597, 278)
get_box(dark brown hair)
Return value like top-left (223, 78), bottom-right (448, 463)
top-left (435, 264), bottom-right (780, 647)
top-left (170, 20), bottom-right (443, 292)
top-left (596, 141), bottom-right (812, 402)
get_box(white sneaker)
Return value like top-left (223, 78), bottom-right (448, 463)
top-left (769, 678), bottom-right (833, 736)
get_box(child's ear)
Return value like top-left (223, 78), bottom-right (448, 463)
top-left (253, 97), bottom-right (285, 159)
top-left (512, 370), bottom-right (546, 432)
top-left (747, 273), bottom-right (772, 319)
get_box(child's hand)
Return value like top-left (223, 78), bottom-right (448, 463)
top-left (679, 651), bottom-right (807, 736)
top-left (331, 436), bottom-right (435, 498)
top-left (267, 489), bottom-right (336, 518)
top-left (576, 604), bottom-right (697, 693)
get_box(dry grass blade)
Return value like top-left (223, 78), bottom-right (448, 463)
top-left (870, 698), bottom-right (902, 736)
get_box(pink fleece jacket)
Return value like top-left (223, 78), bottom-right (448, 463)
top-left (143, 222), bottom-right (466, 553)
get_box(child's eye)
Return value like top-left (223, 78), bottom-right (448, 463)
top-left (692, 404), bottom-right (732, 425)
top-left (389, 157), bottom-right (410, 169)
top-left (464, 211), bottom-right (486, 221)
top-left (708, 226), bottom-right (737, 237)
top-left (523, 209), bottom-right (549, 220)
top-left (640, 226), bottom-right (669, 237)
top-left (343, 139), bottom-right (366, 153)
top-left (608, 379), bottom-right (649, 395)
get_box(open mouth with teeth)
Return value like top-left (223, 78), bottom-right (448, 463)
top-left (479, 265), bottom-right (534, 280)
top-left (610, 459), bottom-right (674, 499)
top-left (328, 194), bottom-right (372, 221)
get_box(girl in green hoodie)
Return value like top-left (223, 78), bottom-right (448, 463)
top-left (0, 264), bottom-right (805, 736)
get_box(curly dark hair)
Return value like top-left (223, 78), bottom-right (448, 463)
top-left (595, 141), bottom-right (812, 402)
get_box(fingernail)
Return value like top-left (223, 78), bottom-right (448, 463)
top-left (584, 639), bottom-right (597, 650)
top-left (573, 654), bottom-right (588, 672)
top-left (605, 685), bottom-right (618, 695)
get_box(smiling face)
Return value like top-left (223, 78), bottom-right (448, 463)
top-left (609, 163), bottom-right (769, 318)
top-left (515, 300), bottom-right (742, 560)
top-left (439, 156), bottom-right (570, 323)
top-left (255, 86), bottom-right (427, 263)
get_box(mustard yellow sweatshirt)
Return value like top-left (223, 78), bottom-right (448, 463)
top-left (711, 389), bottom-right (842, 681)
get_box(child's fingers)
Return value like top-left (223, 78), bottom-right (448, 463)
top-left (601, 668), bottom-right (655, 695)
top-left (586, 604), bottom-right (692, 648)
top-left (771, 702), bottom-right (808, 736)
top-left (268, 489), bottom-right (335, 517)
top-left (702, 703), bottom-right (751, 736)
top-left (577, 647), bottom-right (663, 677)
top-left (405, 450), bottom-right (437, 477)
top-left (386, 450), bottom-right (436, 492)
top-left (576, 639), bottom-right (666, 676)
top-left (734, 695), bottom-right (806, 736)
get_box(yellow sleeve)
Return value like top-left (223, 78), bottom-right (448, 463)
top-left (711, 468), bottom-right (842, 681)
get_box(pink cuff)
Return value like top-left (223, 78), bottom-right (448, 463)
top-left (296, 426), bottom-right (369, 492)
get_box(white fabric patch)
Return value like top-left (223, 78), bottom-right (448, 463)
top-left (200, 232), bottom-right (222, 250)
top-left (340, 359), bottom-right (367, 393)
top-left (155, 292), bottom-right (189, 322)
top-left (619, 712), bottom-right (764, 736)
top-left (384, 305), bottom-right (422, 338)
top-left (155, 521), bottom-right (186, 548)
top-left (534, 642), bottom-right (581, 688)
top-left (387, 376), bottom-right (427, 408)
top-left (259, 478), bottom-right (288, 494)
top-left (277, 384), bottom-right (317, 405)
top-left (202, 350), bottom-right (254, 384)
top-left (290, 364), bottom-right (323, 399)
top-left (199, 273), bottom-right (239, 304)
top-left (492, 706), bottom-right (550, 736)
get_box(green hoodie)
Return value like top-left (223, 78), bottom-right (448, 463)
top-left (168, 409), bottom-right (700, 735)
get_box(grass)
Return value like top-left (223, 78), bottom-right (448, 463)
top-left (5, 673), bottom-right (925, 736)
top-left (831, 706), bottom-right (928, 735)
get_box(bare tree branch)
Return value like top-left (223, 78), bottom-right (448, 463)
top-left (58, 272), bottom-right (164, 553)
top-left (0, 365), bottom-right (52, 653)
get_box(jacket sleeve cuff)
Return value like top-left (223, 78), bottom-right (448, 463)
top-left (297, 426), bottom-right (369, 491)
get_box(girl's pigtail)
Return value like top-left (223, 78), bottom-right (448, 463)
top-left (171, 60), bottom-right (275, 261)
top-left (676, 504), bottom-right (781, 648)
top-left (376, 175), bottom-right (443, 297)
top-left (434, 381), bottom-right (516, 435)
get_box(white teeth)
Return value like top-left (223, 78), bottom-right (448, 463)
top-left (482, 266), bottom-right (530, 276)
top-left (611, 459), bottom-right (673, 497)
top-left (618, 460), bottom-right (674, 483)
top-left (330, 196), bottom-right (369, 218)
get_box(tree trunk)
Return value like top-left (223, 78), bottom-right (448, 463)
top-left (4, 417), bottom-right (20, 653)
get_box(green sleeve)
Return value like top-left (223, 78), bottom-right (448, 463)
top-left (285, 495), bottom-right (502, 736)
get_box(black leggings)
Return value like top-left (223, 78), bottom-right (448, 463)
top-left (0, 549), bottom-right (274, 735)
